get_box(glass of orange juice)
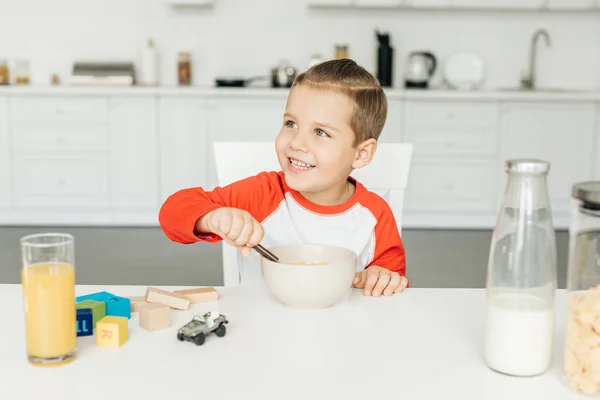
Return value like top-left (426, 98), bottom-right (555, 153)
top-left (20, 233), bottom-right (76, 366)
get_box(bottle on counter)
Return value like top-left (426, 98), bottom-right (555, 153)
top-left (376, 30), bottom-right (393, 87)
top-left (483, 159), bottom-right (557, 377)
top-left (563, 182), bottom-right (600, 395)
top-left (14, 59), bottom-right (30, 85)
top-left (140, 38), bottom-right (158, 86)
top-left (177, 51), bottom-right (191, 86)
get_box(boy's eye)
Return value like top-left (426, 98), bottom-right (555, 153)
top-left (285, 120), bottom-right (297, 128)
top-left (315, 129), bottom-right (330, 138)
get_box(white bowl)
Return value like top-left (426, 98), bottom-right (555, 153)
top-left (260, 244), bottom-right (357, 309)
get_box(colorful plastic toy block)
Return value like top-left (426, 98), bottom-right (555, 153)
top-left (96, 316), bottom-right (128, 347)
top-left (76, 299), bottom-right (106, 328)
top-left (127, 296), bottom-right (149, 312)
top-left (76, 308), bottom-right (93, 337)
top-left (76, 291), bottom-right (131, 319)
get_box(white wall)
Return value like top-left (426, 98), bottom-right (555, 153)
top-left (1, 0), bottom-right (599, 90)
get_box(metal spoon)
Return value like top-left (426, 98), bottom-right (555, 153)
top-left (253, 244), bottom-right (279, 263)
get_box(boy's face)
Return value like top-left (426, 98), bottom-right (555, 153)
top-left (275, 84), bottom-right (375, 195)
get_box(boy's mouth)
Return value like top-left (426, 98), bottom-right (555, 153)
top-left (288, 158), bottom-right (315, 170)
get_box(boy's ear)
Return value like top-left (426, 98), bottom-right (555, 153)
top-left (352, 138), bottom-right (377, 169)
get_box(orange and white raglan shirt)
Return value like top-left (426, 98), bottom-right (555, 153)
top-left (159, 171), bottom-right (406, 278)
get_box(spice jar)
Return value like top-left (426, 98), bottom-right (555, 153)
top-left (483, 159), bottom-right (557, 377)
top-left (177, 52), bottom-right (191, 86)
top-left (0, 59), bottom-right (9, 85)
top-left (14, 59), bottom-right (30, 85)
top-left (563, 181), bottom-right (600, 395)
top-left (335, 45), bottom-right (348, 59)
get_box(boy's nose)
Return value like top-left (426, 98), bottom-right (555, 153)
top-left (289, 130), bottom-right (309, 152)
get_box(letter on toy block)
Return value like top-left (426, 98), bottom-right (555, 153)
top-left (96, 316), bottom-right (128, 347)
top-left (76, 308), bottom-right (93, 337)
top-left (175, 287), bottom-right (219, 304)
top-left (76, 300), bottom-right (106, 328)
top-left (127, 296), bottom-right (149, 312)
top-left (145, 287), bottom-right (190, 311)
top-left (75, 291), bottom-right (131, 319)
top-left (139, 303), bottom-right (171, 331)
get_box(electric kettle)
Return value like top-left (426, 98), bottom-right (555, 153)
top-left (404, 51), bottom-right (437, 89)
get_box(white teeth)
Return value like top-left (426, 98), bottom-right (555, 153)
top-left (290, 158), bottom-right (314, 170)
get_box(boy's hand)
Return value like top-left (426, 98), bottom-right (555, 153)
top-left (196, 207), bottom-right (264, 257)
top-left (352, 266), bottom-right (408, 296)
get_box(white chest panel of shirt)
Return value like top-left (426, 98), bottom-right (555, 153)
top-left (260, 193), bottom-right (377, 272)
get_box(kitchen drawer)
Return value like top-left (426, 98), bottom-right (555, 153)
top-left (406, 101), bottom-right (499, 127)
top-left (12, 154), bottom-right (109, 209)
top-left (10, 97), bottom-right (108, 122)
top-left (405, 124), bottom-right (497, 156)
top-left (209, 99), bottom-right (286, 141)
top-left (11, 123), bottom-right (109, 153)
top-left (404, 159), bottom-right (496, 213)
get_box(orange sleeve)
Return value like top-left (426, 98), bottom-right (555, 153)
top-left (158, 171), bottom-right (285, 244)
top-left (364, 196), bottom-right (408, 284)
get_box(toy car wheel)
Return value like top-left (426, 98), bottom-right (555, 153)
top-left (194, 333), bottom-right (205, 346)
top-left (215, 323), bottom-right (226, 337)
top-left (177, 333), bottom-right (184, 341)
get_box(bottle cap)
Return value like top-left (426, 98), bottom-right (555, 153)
top-left (572, 181), bottom-right (600, 207)
top-left (505, 159), bottom-right (550, 175)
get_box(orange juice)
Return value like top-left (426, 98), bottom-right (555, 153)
top-left (21, 262), bottom-right (76, 366)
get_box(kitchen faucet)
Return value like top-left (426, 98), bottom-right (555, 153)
top-left (520, 28), bottom-right (551, 90)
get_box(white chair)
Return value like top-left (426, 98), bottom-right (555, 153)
top-left (213, 141), bottom-right (413, 287)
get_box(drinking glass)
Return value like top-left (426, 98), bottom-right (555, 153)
top-left (20, 233), bottom-right (76, 366)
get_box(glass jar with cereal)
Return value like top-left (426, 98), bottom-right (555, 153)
top-left (564, 181), bottom-right (600, 395)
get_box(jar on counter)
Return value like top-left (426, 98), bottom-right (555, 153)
top-left (0, 59), bottom-right (9, 85)
top-left (14, 59), bottom-right (30, 85)
top-left (335, 45), bottom-right (348, 59)
top-left (177, 51), bottom-right (191, 86)
top-left (563, 182), bottom-right (600, 395)
top-left (483, 159), bottom-right (557, 377)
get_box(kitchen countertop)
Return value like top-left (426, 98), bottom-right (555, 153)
top-left (1, 84), bottom-right (600, 101)
top-left (0, 275), bottom-right (586, 400)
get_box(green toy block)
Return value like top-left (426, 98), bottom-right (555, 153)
top-left (76, 299), bottom-right (106, 328)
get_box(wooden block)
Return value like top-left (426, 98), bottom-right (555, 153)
top-left (76, 299), bottom-right (106, 328)
top-left (76, 308), bottom-right (93, 337)
top-left (96, 316), bottom-right (128, 347)
top-left (76, 291), bottom-right (131, 319)
top-left (139, 303), bottom-right (171, 331)
top-left (127, 296), bottom-right (149, 312)
top-left (145, 287), bottom-right (190, 311)
top-left (175, 287), bottom-right (219, 303)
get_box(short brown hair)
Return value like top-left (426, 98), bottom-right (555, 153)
top-left (291, 58), bottom-right (388, 146)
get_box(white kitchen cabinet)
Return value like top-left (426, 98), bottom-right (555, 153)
top-left (108, 97), bottom-right (159, 210)
top-left (0, 97), bottom-right (10, 209)
top-left (501, 103), bottom-right (595, 217)
top-left (159, 97), bottom-right (210, 201)
top-left (404, 100), bottom-right (499, 156)
top-left (380, 99), bottom-right (403, 142)
top-left (407, 0), bottom-right (450, 6)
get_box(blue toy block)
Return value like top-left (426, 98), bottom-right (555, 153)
top-left (76, 308), bottom-right (93, 337)
top-left (76, 291), bottom-right (131, 319)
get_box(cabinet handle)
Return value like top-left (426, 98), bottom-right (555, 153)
top-left (57, 137), bottom-right (65, 145)
top-left (443, 183), bottom-right (454, 191)
top-left (57, 179), bottom-right (66, 186)
top-left (446, 113), bottom-right (456, 119)
top-left (445, 141), bottom-right (456, 149)
top-left (55, 108), bottom-right (63, 115)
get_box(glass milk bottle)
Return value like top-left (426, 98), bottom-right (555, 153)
top-left (484, 159), bottom-right (557, 376)
top-left (563, 182), bottom-right (600, 395)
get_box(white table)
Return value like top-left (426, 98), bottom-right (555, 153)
top-left (0, 277), bottom-right (586, 400)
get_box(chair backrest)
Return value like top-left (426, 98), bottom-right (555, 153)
top-left (213, 141), bottom-right (413, 286)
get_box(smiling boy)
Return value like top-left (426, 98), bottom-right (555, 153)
top-left (159, 59), bottom-right (408, 297)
